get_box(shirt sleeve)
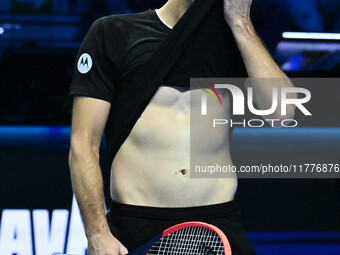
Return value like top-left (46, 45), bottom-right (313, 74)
top-left (70, 17), bottom-right (122, 103)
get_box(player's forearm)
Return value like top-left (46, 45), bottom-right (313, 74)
top-left (69, 145), bottom-right (110, 238)
top-left (229, 19), bottom-right (297, 120)
top-left (229, 19), bottom-right (287, 79)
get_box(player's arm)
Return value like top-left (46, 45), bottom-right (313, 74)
top-left (223, 0), bottom-right (297, 126)
top-left (69, 96), bottom-right (128, 255)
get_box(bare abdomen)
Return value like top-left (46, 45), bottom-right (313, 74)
top-left (110, 86), bottom-right (237, 207)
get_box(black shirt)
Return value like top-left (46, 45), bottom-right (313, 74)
top-left (70, 10), bottom-right (171, 103)
top-left (70, 1), bottom-right (247, 164)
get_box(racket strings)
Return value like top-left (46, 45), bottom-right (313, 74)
top-left (148, 227), bottom-right (225, 255)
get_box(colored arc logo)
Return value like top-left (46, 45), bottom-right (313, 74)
top-left (200, 83), bottom-right (223, 106)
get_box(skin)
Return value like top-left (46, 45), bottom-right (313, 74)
top-left (110, 85), bottom-right (237, 207)
top-left (69, 0), bottom-right (297, 254)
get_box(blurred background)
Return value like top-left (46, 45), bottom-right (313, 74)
top-left (0, 0), bottom-right (339, 254)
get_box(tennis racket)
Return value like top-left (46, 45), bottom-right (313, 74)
top-left (128, 221), bottom-right (232, 255)
top-left (51, 222), bottom-right (231, 255)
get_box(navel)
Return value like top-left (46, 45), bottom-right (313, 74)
top-left (180, 169), bottom-right (187, 175)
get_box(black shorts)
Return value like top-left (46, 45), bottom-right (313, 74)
top-left (106, 200), bottom-right (256, 255)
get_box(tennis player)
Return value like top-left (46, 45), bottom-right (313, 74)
top-left (69, 0), bottom-right (296, 254)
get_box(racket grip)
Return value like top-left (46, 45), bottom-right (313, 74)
top-left (126, 234), bottom-right (162, 255)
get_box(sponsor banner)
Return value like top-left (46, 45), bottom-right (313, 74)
top-left (0, 196), bottom-right (87, 255)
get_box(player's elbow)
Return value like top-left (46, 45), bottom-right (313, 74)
top-left (285, 105), bottom-right (296, 120)
top-left (69, 137), bottom-right (99, 168)
top-left (269, 105), bottom-right (295, 128)
top-left (68, 147), bottom-right (78, 169)
top-left (68, 141), bottom-right (82, 169)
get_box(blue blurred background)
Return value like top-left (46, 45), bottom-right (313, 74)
top-left (0, 0), bottom-right (340, 254)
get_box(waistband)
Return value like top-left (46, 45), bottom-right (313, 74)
top-left (107, 200), bottom-right (239, 220)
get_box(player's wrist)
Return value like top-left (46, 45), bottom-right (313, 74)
top-left (227, 17), bottom-right (255, 35)
top-left (86, 224), bottom-right (112, 240)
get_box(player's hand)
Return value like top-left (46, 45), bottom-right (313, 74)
top-left (87, 231), bottom-right (128, 255)
top-left (223, 0), bottom-right (253, 28)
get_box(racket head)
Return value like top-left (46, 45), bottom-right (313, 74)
top-left (149, 221), bottom-right (232, 255)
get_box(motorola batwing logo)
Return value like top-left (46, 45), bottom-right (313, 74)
top-left (77, 53), bottom-right (93, 74)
